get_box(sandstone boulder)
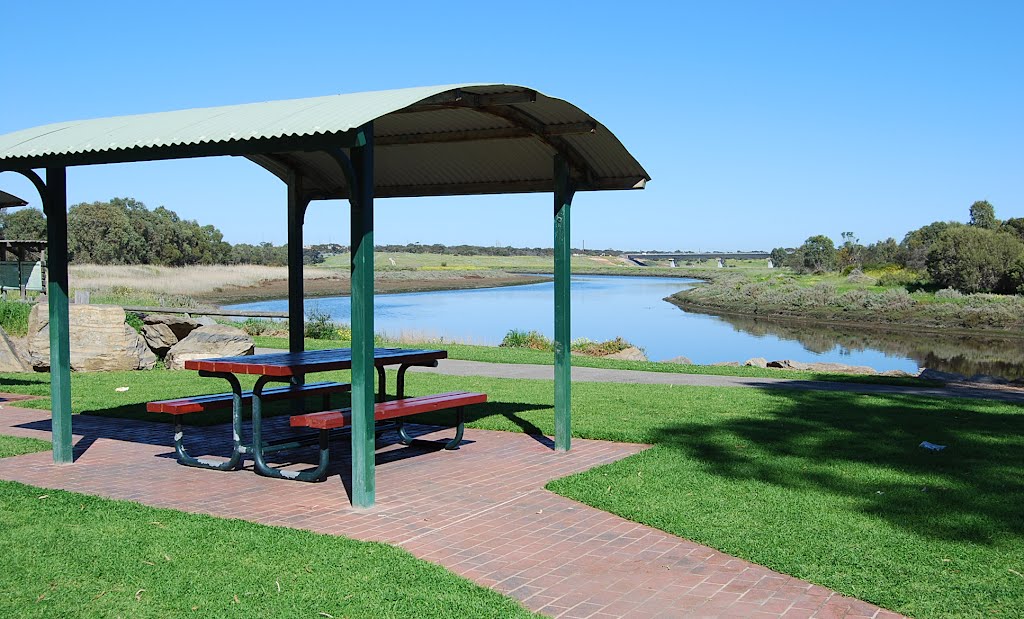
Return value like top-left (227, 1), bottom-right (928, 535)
top-left (143, 313), bottom-right (202, 339)
top-left (743, 357), bottom-right (768, 368)
top-left (918, 368), bottom-right (965, 383)
top-left (880, 369), bottom-right (913, 378)
top-left (603, 346), bottom-right (647, 362)
top-left (711, 361), bottom-right (740, 367)
top-left (0, 326), bottom-right (31, 372)
top-left (767, 359), bottom-right (810, 370)
top-left (662, 356), bottom-right (693, 365)
top-left (968, 374), bottom-right (1010, 385)
top-left (164, 324), bottom-right (254, 370)
top-left (805, 362), bottom-right (878, 375)
top-left (28, 304), bottom-right (158, 371)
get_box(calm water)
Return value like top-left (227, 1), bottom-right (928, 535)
top-left (226, 274), bottom-right (1024, 378)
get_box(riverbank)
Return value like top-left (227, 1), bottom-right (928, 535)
top-left (669, 270), bottom-right (1024, 335)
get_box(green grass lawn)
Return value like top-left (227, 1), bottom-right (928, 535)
top-left (405, 374), bottom-right (1024, 618)
top-left (2, 368), bottom-right (1021, 617)
top-left (0, 480), bottom-right (535, 618)
top-left (252, 336), bottom-right (937, 388)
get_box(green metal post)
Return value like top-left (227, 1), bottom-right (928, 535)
top-left (350, 123), bottom-right (376, 507)
top-left (45, 167), bottom-right (73, 463)
top-left (287, 173), bottom-right (306, 355)
top-left (553, 156), bottom-right (575, 452)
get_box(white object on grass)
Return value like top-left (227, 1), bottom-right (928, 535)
top-left (919, 441), bottom-right (946, 452)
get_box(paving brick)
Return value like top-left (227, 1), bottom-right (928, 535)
top-left (0, 403), bottom-right (904, 619)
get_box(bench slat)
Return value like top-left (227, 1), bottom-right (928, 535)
top-left (147, 381), bottom-right (351, 415)
top-left (290, 391), bottom-right (486, 430)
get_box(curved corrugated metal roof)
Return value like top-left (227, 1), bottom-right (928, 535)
top-left (0, 84), bottom-right (649, 199)
top-left (0, 190), bottom-right (28, 208)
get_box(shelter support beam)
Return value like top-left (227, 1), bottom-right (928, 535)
top-left (44, 167), bottom-right (73, 463)
top-left (287, 173), bottom-right (308, 355)
top-left (349, 124), bottom-right (376, 507)
top-left (553, 156), bottom-right (575, 452)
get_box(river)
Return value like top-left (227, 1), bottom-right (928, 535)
top-left (225, 274), bottom-right (1024, 379)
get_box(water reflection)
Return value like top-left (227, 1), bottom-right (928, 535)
top-left (226, 274), bottom-right (1024, 379)
top-left (708, 312), bottom-right (1024, 379)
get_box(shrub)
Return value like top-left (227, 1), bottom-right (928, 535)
top-left (571, 336), bottom-right (634, 356)
top-left (926, 226), bottom-right (1024, 293)
top-left (304, 307), bottom-right (343, 340)
top-left (500, 329), bottom-right (552, 351)
top-left (876, 269), bottom-right (925, 289)
top-left (124, 311), bottom-right (144, 333)
top-left (935, 288), bottom-right (963, 300)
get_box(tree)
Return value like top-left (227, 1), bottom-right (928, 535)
top-left (0, 207), bottom-right (47, 240)
top-left (862, 238), bottom-right (901, 269)
top-left (900, 221), bottom-right (962, 271)
top-left (926, 226), bottom-right (1024, 293)
top-left (969, 200), bottom-right (998, 229)
top-left (769, 247), bottom-right (788, 268)
top-left (836, 231), bottom-right (863, 270)
top-left (798, 235), bottom-right (837, 273)
top-left (1001, 217), bottom-right (1024, 242)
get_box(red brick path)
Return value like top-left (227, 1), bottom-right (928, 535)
top-left (0, 404), bottom-right (902, 618)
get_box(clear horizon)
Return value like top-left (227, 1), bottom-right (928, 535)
top-left (2, 1), bottom-right (1021, 251)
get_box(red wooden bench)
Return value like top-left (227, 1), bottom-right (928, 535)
top-left (147, 381), bottom-right (351, 415)
top-left (284, 391), bottom-right (487, 481)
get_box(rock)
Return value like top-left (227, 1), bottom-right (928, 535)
top-left (743, 357), bottom-right (768, 368)
top-left (661, 356), bottom-right (693, 365)
top-left (918, 368), bottom-right (966, 382)
top-left (141, 322), bottom-right (178, 355)
top-left (711, 361), bottom-right (740, 367)
top-left (880, 369), bottom-right (913, 377)
top-left (142, 313), bottom-right (202, 340)
top-left (164, 324), bottom-right (254, 370)
top-left (603, 346), bottom-right (647, 362)
top-left (805, 362), bottom-right (878, 375)
top-left (767, 359), bottom-right (810, 370)
top-left (193, 316), bottom-right (218, 327)
top-left (28, 304), bottom-right (158, 371)
top-left (0, 326), bottom-right (31, 372)
top-left (968, 374), bottom-right (1010, 385)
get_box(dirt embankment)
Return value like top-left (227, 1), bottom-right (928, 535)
top-left (197, 273), bottom-right (549, 304)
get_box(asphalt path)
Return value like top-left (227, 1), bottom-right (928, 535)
top-left (253, 349), bottom-right (1024, 404)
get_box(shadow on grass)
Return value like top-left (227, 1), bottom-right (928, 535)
top-left (650, 386), bottom-right (1024, 543)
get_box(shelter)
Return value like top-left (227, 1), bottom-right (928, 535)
top-left (0, 84), bottom-right (649, 507)
top-left (0, 189), bottom-right (27, 207)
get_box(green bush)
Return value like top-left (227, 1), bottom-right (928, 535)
top-left (303, 309), bottom-right (348, 344)
top-left (926, 226), bottom-right (1024, 293)
top-left (571, 336), bottom-right (634, 356)
top-left (124, 311), bottom-right (144, 333)
top-left (876, 268), bottom-right (926, 289)
top-left (0, 300), bottom-right (32, 336)
top-left (500, 329), bottom-right (552, 351)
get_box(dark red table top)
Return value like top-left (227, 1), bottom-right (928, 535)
top-left (184, 348), bottom-right (447, 377)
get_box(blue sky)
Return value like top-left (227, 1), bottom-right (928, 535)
top-left (1, 1), bottom-right (1021, 251)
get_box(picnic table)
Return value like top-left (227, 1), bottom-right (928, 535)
top-left (150, 347), bottom-right (480, 481)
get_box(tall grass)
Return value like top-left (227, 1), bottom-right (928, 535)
top-left (0, 300), bottom-right (32, 336)
top-left (70, 264), bottom-right (341, 297)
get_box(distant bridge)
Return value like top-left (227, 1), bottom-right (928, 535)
top-left (625, 251), bottom-right (770, 266)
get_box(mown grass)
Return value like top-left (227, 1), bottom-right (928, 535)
top-left (252, 336), bottom-right (937, 387)
top-left (1, 368), bottom-right (1022, 617)
top-left (0, 434), bottom-right (50, 458)
top-left (0, 481), bottom-right (535, 619)
top-left (404, 374), bottom-right (1024, 619)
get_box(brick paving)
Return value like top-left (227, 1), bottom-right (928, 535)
top-left (0, 403), bottom-right (903, 618)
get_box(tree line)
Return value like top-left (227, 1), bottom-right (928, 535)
top-left (771, 201), bottom-right (1024, 294)
top-left (0, 197), bottom-right (322, 266)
